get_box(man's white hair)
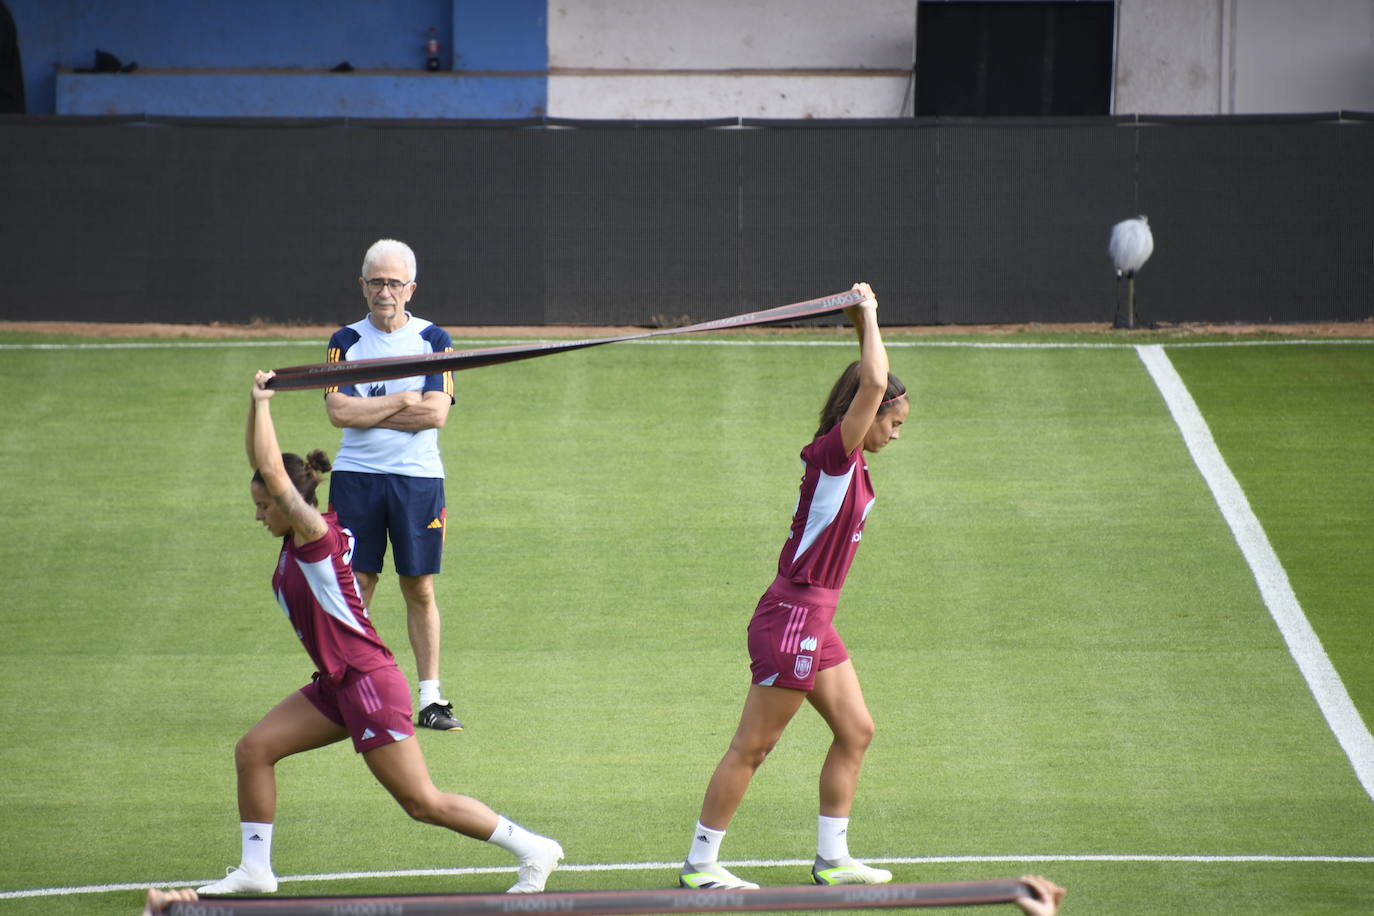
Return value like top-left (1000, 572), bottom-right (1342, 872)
top-left (361, 238), bottom-right (418, 281)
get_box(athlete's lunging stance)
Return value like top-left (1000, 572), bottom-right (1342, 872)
top-left (197, 370), bottom-right (561, 896)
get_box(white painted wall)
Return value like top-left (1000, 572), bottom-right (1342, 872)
top-left (1230, 0), bottom-right (1374, 114)
top-left (549, 72), bottom-right (912, 120)
top-left (548, 0), bottom-right (914, 69)
top-left (547, 0), bottom-right (915, 119)
top-left (1116, 0), bottom-right (1374, 114)
top-left (548, 0), bottom-right (1374, 120)
top-left (1114, 0), bottom-right (1224, 114)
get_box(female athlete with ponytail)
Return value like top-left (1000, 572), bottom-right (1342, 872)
top-left (680, 282), bottom-right (908, 890)
top-left (197, 371), bottom-right (562, 896)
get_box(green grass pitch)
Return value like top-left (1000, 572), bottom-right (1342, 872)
top-left (0, 329), bottom-right (1370, 915)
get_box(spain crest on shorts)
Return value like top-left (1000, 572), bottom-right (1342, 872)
top-left (793, 654), bottom-right (814, 679)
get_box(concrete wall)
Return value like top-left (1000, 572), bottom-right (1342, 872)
top-left (1229, 0), bottom-right (1374, 114)
top-left (55, 72), bottom-right (546, 120)
top-left (9, 0), bottom-right (548, 117)
top-left (1114, 0), bottom-right (1223, 114)
top-left (546, 0), bottom-right (915, 119)
top-left (1115, 0), bottom-right (1374, 114)
top-left (9, 0), bottom-right (1372, 119)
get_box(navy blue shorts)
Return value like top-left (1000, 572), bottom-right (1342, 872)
top-left (329, 471), bottom-right (446, 577)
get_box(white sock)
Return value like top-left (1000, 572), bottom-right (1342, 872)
top-left (418, 679), bottom-right (443, 708)
top-left (688, 822), bottom-right (726, 866)
top-left (817, 815), bottom-right (850, 861)
top-left (487, 815), bottom-right (547, 859)
top-left (241, 821), bottom-right (274, 874)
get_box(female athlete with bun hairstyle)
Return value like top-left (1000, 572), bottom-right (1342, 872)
top-left (680, 282), bottom-right (908, 890)
top-left (197, 370), bottom-right (562, 897)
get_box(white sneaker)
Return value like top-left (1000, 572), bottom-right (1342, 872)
top-left (811, 856), bottom-right (892, 886)
top-left (679, 861), bottom-right (760, 890)
top-left (507, 837), bottom-right (563, 893)
top-left (197, 865), bottom-right (278, 894)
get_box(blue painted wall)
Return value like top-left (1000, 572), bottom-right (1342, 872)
top-left (7, 0), bottom-right (546, 116)
top-left (57, 72), bottom-right (547, 119)
top-left (452, 0), bottom-right (545, 72)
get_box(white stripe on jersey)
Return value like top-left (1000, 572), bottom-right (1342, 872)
top-left (295, 555), bottom-right (367, 634)
top-left (792, 465), bottom-right (855, 560)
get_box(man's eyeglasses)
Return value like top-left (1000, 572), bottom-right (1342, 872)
top-left (365, 278), bottom-right (412, 292)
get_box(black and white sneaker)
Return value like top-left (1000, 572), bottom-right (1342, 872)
top-left (417, 701), bottom-right (464, 731)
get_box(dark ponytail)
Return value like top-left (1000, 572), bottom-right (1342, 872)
top-left (814, 361), bottom-right (907, 440)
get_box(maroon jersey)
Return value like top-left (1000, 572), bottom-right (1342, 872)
top-left (776, 423), bottom-right (875, 592)
top-left (271, 512), bottom-right (395, 684)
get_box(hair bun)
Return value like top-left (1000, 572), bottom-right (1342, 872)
top-left (306, 449), bottom-right (333, 475)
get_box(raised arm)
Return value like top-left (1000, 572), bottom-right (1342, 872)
top-left (250, 371), bottom-right (328, 545)
top-left (838, 282), bottom-right (889, 454)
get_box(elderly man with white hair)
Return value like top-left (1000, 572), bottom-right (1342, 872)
top-left (323, 238), bottom-right (463, 732)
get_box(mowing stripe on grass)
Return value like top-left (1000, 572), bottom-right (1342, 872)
top-left (7, 856), bottom-right (1373, 900)
top-left (1137, 344), bottom-right (1374, 802)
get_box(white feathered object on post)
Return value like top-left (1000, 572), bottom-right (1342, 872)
top-left (1109, 215), bottom-right (1153, 328)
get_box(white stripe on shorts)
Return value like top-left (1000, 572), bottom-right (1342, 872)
top-left (780, 603), bottom-right (809, 654)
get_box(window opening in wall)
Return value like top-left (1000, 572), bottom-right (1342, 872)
top-left (916, 0), bottom-right (1115, 116)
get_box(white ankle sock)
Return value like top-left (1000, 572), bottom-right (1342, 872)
top-left (487, 815), bottom-right (546, 858)
top-left (241, 821), bottom-right (274, 874)
top-left (418, 680), bottom-right (443, 708)
top-left (817, 815), bottom-right (850, 861)
top-left (688, 822), bottom-right (726, 865)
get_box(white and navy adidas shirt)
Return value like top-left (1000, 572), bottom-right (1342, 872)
top-left (326, 314), bottom-right (454, 479)
top-left (776, 423), bottom-right (876, 592)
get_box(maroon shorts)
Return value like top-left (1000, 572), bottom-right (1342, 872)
top-left (300, 665), bottom-right (415, 754)
top-left (747, 578), bottom-right (849, 690)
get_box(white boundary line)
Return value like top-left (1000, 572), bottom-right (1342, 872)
top-left (6, 855), bottom-right (1372, 900)
top-left (1136, 345), bottom-right (1374, 802)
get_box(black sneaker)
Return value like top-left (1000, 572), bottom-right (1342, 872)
top-left (417, 701), bottom-right (464, 731)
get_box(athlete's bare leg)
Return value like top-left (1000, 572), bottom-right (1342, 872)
top-left (363, 736), bottom-right (498, 838)
top-left (806, 660), bottom-right (875, 817)
top-left (697, 683), bottom-right (809, 830)
top-left (234, 691), bottom-right (349, 822)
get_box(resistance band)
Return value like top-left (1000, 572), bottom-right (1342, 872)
top-left (172, 878), bottom-right (1034, 914)
top-left (264, 289), bottom-right (866, 391)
